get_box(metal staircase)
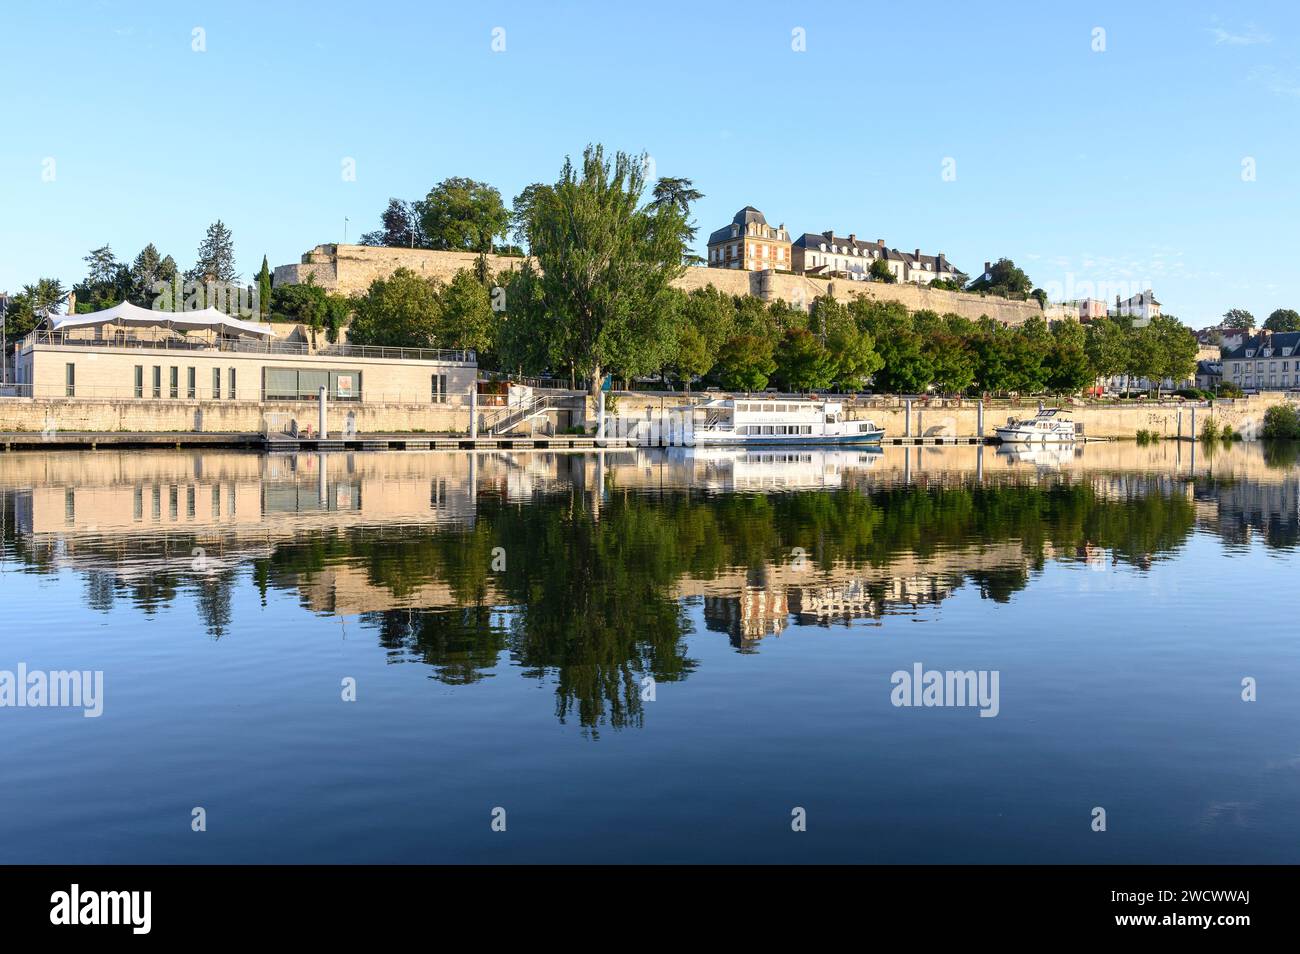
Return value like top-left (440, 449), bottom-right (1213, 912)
top-left (483, 393), bottom-right (566, 436)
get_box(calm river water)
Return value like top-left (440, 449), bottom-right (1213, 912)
top-left (2, 441), bottom-right (1298, 863)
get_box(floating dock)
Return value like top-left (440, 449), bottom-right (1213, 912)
top-left (1, 432), bottom-right (1111, 452)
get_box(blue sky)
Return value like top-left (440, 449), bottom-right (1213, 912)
top-left (1, 1), bottom-right (1297, 326)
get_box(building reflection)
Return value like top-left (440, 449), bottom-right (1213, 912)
top-left (0, 441), bottom-right (1297, 729)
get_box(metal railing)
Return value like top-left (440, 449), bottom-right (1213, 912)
top-left (19, 330), bottom-right (475, 364)
top-left (482, 393), bottom-right (570, 435)
top-left (0, 381), bottom-right (474, 405)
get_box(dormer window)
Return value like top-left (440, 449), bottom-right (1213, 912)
top-left (1246, 350), bottom-right (1256, 358)
top-left (1285, 348), bottom-right (1294, 356)
top-left (819, 243), bottom-right (827, 252)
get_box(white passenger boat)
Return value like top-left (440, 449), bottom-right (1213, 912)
top-left (994, 407), bottom-right (1081, 444)
top-left (692, 398), bottom-right (884, 445)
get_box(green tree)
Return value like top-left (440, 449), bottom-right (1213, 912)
top-left (186, 220), bottom-right (238, 284)
top-left (508, 183), bottom-right (550, 252)
top-left (1261, 404), bottom-right (1300, 440)
top-left (648, 176), bottom-right (705, 249)
top-left (255, 255), bottom-right (272, 318)
top-left (2, 278), bottom-right (67, 340)
top-left (773, 327), bottom-right (836, 392)
top-left (348, 267), bottom-right (442, 348)
top-left (528, 144), bottom-right (690, 394)
top-left (73, 245), bottom-right (129, 311)
top-left (1150, 315), bottom-right (1198, 396)
top-left (494, 261), bottom-right (552, 374)
top-left (360, 198), bottom-right (426, 249)
top-left (671, 324), bottom-right (713, 391)
top-left (853, 299), bottom-right (932, 393)
top-left (417, 177), bottom-right (509, 254)
top-left (1222, 308), bottom-right (1255, 330)
top-left (715, 335), bottom-right (776, 391)
top-left (827, 321), bottom-right (884, 391)
top-left (1264, 308), bottom-right (1300, 332)
top-left (128, 244), bottom-right (178, 308)
top-left (438, 269), bottom-right (497, 355)
top-left (868, 257), bottom-right (896, 283)
top-left (1085, 317), bottom-right (1128, 393)
top-left (966, 257), bottom-right (1033, 297)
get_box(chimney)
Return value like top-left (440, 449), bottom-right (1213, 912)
top-left (877, 238), bottom-right (885, 248)
top-left (848, 233), bottom-right (856, 245)
top-left (915, 248), bottom-right (921, 261)
top-left (984, 261), bottom-right (991, 274)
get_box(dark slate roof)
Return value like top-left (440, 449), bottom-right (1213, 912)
top-left (791, 231), bottom-right (958, 273)
top-left (792, 232), bottom-right (884, 255)
top-left (1222, 331), bottom-right (1300, 360)
top-left (1119, 290), bottom-right (1161, 307)
top-left (707, 206), bottom-right (777, 245)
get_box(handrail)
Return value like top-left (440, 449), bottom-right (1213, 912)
top-left (19, 330), bottom-right (475, 364)
top-left (483, 393), bottom-right (567, 435)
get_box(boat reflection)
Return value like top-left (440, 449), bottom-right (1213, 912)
top-left (1, 442), bottom-right (1296, 732)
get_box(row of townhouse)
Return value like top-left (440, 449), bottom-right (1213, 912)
top-left (704, 206), bottom-right (961, 285)
top-left (1222, 331), bottom-right (1300, 392)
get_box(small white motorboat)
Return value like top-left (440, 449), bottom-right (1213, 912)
top-left (994, 407), bottom-right (1081, 444)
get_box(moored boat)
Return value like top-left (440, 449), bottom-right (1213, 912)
top-left (994, 407), bottom-right (1081, 444)
top-left (692, 398), bottom-right (884, 446)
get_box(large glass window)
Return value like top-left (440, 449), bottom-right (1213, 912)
top-left (229, 368), bottom-right (237, 400)
top-left (134, 365), bottom-right (143, 399)
top-left (263, 367), bottom-right (362, 401)
top-left (169, 366), bottom-right (179, 399)
top-left (432, 374), bottom-right (447, 403)
top-left (212, 368), bottom-right (221, 399)
top-left (187, 367), bottom-right (196, 399)
top-left (152, 366), bottom-right (161, 398)
top-left (65, 363), bottom-right (75, 397)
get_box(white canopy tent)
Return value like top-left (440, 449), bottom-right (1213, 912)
top-left (48, 301), bottom-right (274, 338)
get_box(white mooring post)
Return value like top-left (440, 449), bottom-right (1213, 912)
top-left (904, 399), bottom-right (912, 438)
top-left (597, 391), bottom-right (606, 444)
top-left (318, 386), bottom-right (327, 438)
top-left (1191, 407), bottom-right (1197, 442)
top-left (469, 386), bottom-right (478, 440)
top-left (977, 401), bottom-right (985, 439)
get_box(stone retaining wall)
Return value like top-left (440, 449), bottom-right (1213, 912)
top-left (275, 244), bottom-right (1044, 325)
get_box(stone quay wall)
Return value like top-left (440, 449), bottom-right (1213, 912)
top-left (604, 391), bottom-right (1297, 441)
top-left (275, 244), bottom-right (1045, 326)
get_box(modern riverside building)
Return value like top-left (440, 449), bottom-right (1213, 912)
top-left (11, 301), bottom-right (477, 405)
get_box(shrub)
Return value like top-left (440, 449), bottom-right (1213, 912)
top-left (1221, 423), bottom-right (1236, 441)
top-left (1200, 418), bottom-right (1220, 442)
top-left (1135, 428), bottom-right (1159, 444)
top-left (1261, 404), bottom-right (1300, 440)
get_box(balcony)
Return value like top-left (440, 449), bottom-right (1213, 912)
top-left (20, 329), bottom-right (476, 365)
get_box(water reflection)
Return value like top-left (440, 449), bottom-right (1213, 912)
top-left (2, 442), bottom-right (1298, 731)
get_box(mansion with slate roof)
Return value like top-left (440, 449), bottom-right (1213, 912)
top-left (706, 206), bottom-right (960, 286)
top-left (1222, 331), bottom-right (1300, 392)
top-left (706, 206), bottom-right (792, 271)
